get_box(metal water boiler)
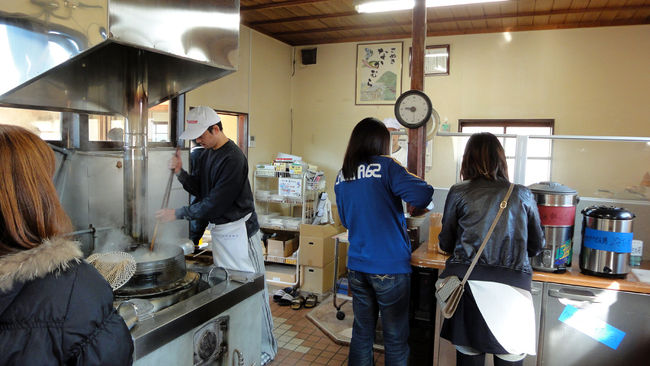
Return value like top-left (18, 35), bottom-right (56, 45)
top-left (528, 182), bottom-right (579, 273)
top-left (580, 206), bottom-right (635, 278)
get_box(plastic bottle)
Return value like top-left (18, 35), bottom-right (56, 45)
top-left (441, 118), bottom-right (450, 132)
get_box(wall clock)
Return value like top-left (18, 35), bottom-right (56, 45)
top-left (394, 89), bottom-right (432, 129)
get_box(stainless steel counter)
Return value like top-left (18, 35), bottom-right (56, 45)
top-left (129, 273), bottom-right (264, 360)
top-left (409, 245), bottom-right (650, 366)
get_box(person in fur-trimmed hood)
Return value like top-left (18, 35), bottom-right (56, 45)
top-left (0, 125), bottom-right (133, 365)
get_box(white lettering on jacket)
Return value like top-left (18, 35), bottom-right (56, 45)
top-left (336, 163), bottom-right (383, 185)
top-left (358, 163), bottom-right (381, 178)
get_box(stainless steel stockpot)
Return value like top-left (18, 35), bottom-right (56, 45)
top-left (528, 182), bottom-right (579, 273)
top-left (119, 245), bottom-right (187, 291)
top-left (580, 205), bottom-right (635, 278)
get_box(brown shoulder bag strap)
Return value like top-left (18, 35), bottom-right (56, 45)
top-left (460, 183), bottom-right (515, 285)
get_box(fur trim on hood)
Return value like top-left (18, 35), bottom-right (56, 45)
top-left (0, 237), bottom-right (83, 292)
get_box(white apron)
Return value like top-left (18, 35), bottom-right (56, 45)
top-left (468, 280), bottom-right (537, 355)
top-left (209, 213), bottom-right (255, 273)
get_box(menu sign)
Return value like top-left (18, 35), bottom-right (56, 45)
top-left (279, 178), bottom-right (302, 198)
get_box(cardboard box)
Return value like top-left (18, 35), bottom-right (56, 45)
top-left (267, 234), bottom-right (297, 257)
top-left (331, 204), bottom-right (343, 227)
top-left (266, 263), bottom-right (296, 283)
top-left (337, 240), bottom-right (348, 258)
top-left (334, 241), bottom-right (348, 277)
top-left (300, 260), bottom-right (335, 294)
top-left (299, 224), bottom-right (343, 267)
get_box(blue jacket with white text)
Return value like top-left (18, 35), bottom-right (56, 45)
top-left (334, 156), bottom-right (434, 274)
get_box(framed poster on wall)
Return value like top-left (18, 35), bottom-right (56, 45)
top-left (409, 44), bottom-right (450, 76)
top-left (355, 42), bottom-right (403, 105)
top-left (424, 44), bottom-right (450, 76)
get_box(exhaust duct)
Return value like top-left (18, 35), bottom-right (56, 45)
top-left (0, 0), bottom-right (240, 243)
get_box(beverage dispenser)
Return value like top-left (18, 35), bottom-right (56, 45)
top-left (580, 206), bottom-right (635, 278)
top-left (528, 182), bottom-right (579, 273)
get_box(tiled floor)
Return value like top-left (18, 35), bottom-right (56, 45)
top-left (268, 294), bottom-right (385, 366)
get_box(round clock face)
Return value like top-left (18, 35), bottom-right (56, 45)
top-left (394, 90), bottom-right (433, 129)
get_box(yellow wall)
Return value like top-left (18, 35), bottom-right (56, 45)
top-left (185, 25), bottom-right (649, 200)
top-left (187, 26), bottom-right (294, 181)
top-left (290, 25), bottom-right (650, 198)
top-left (219, 114), bottom-right (238, 141)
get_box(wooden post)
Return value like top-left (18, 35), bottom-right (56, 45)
top-left (407, 0), bottom-right (427, 178)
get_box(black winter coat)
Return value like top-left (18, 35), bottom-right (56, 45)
top-left (0, 238), bottom-right (134, 365)
top-left (439, 178), bottom-right (545, 291)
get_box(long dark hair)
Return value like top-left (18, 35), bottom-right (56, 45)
top-left (341, 117), bottom-right (390, 180)
top-left (0, 125), bottom-right (72, 255)
top-left (460, 132), bottom-right (509, 181)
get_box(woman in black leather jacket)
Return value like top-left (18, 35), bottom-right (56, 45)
top-left (438, 132), bottom-right (544, 366)
top-left (0, 125), bottom-right (133, 365)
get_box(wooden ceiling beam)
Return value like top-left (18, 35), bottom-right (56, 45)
top-left (272, 22), bottom-right (408, 36)
top-left (241, 0), bottom-right (332, 12)
top-left (288, 18), bottom-right (649, 46)
top-left (247, 11), bottom-right (358, 26)
top-left (264, 4), bottom-right (650, 37)
top-left (245, 4), bottom-right (649, 26)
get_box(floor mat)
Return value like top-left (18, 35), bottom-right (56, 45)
top-left (305, 295), bottom-right (384, 351)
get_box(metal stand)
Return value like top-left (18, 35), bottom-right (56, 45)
top-left (333, 232), bottom-right (351, 320)
top-left (253, 169), bottom-right (325, 288)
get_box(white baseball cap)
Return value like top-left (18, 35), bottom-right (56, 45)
top-left (383, 117), bottom-right (402, 130)
top-left (179, 106), bottom-right (221, 140)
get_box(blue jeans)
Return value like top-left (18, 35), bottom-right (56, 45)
top-left (348, 270), bottom-right (411, 366)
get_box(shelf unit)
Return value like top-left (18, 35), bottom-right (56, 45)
top-left (254, 169), bottom-right (325, 286)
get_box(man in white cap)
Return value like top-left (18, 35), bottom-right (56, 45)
top-left (383, 117), bottom-right (408, 166)
top-left (155, 106), bottom-right (277, 365)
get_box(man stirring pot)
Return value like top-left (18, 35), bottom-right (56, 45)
top-left (155, 106), bottom-right (277, 365)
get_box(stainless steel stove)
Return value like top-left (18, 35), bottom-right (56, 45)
top-left (115, 272), bottom-right (202, 313)
top-left (120, 269), bottom-right (264, 366)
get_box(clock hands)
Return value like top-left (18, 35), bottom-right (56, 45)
top-left (395, 90), bottom-right (433, 129)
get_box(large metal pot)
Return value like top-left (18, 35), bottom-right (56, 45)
top-left (528, 182), bottom-right (579, 273)
top-left (580, 206), bottom-right (635, 278)
top-left (119, 246), bottom-right (187, 291)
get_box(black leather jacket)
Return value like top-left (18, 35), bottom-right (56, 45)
top-left (439, 178), bottom-right (544, 291)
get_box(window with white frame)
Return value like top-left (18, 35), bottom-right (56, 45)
top-left (458, 119), bottom-right (554, 185)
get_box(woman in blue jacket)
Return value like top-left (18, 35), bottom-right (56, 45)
top-left (335, 117), bottom-right (434, 366)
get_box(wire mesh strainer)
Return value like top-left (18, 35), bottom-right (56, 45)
top-left (87, 251), bottom-right (137, 290)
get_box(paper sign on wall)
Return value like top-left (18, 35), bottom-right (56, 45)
top-left (279, 177), bottom-right (302, 198)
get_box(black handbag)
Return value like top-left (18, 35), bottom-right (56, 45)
top-left (435, 183), bottom-right (515, 319)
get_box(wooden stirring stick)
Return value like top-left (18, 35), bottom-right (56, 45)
top-left (150, 147), bottom-right (180, 251)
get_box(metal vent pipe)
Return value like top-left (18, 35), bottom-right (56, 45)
top-left (124, 50), bottom-right (148, 242)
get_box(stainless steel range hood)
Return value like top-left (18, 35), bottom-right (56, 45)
top-left (0, 0), bottom-right (240, 243)
top-left (0, 0), bottom-right (239, 114)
